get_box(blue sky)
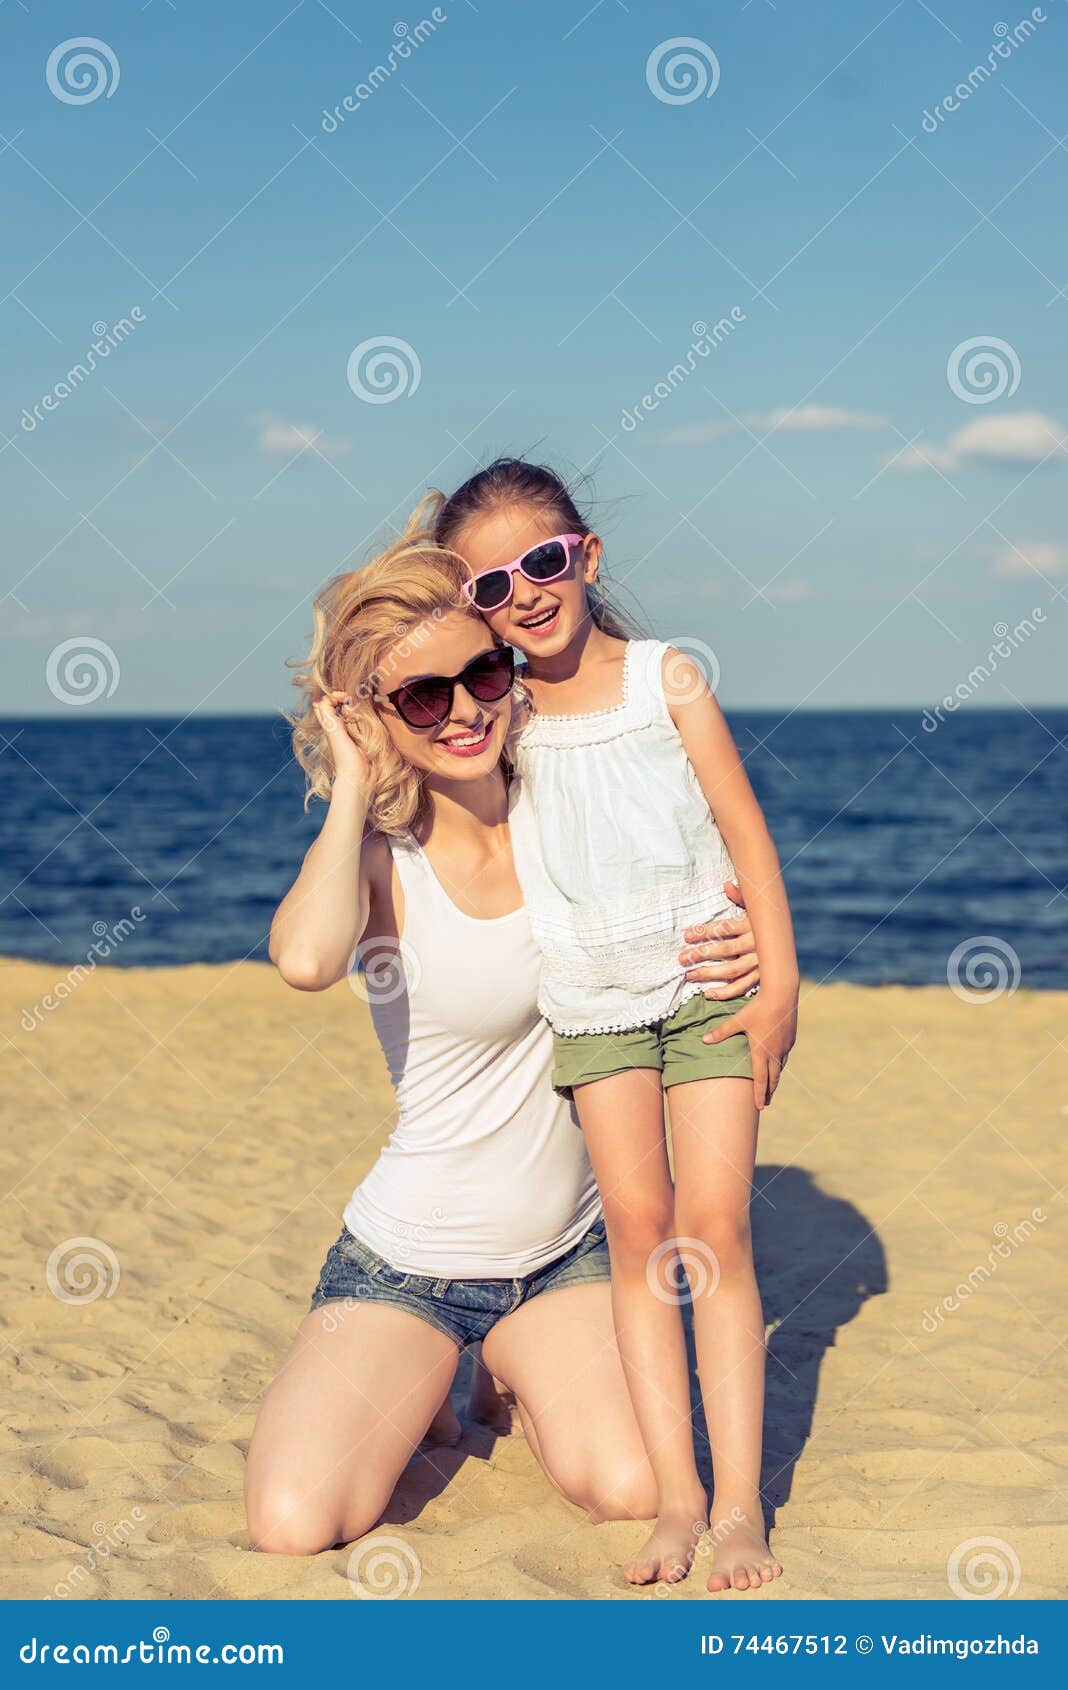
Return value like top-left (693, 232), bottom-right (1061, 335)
top-left (2, 0), bottom-right (1066, 713)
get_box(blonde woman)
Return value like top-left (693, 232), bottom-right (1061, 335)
top-left (244, 521), bottom-right (759, 1559)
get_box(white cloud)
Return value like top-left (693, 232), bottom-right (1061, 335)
top-left (0, 610), bottom-right (148, 642)
top-left (661, 421), bottom-right (735, 446)
top-left (664, 404), bottom-right (887, 445)
top-left (256, 416), bottom-right (351, 459)
top-left (764, 579), bottom-right (813, 603)
top-left (952, 411), bottom-right (1066, 465)
top-left (656, 576), bottom-right (725, 603)
top-left (888, 411), bottom-right (1068, 473)
top-left (994, 541), bottom-right (1068, 578)
top-left (885, 441), bottom-right (957, 472)
top-left (746, 405), bottom-right (888, 432)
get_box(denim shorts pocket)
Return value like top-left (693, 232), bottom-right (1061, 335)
top-left (338, 1231), bottom-right (410, 1291)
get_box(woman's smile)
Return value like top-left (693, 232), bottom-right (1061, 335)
top-left (436, 720), bottom-right (495, 757)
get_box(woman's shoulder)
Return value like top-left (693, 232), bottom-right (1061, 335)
top-left (362, 829), bottom-right (403, 887)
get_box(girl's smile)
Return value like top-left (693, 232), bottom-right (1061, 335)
top-left (514, 601), bottom-right (562, 637)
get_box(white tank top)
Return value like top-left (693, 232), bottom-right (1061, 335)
top-left (343, 828), bottom-right (602, 1277)
top-left (509, 639), bottom-right (737, 1036)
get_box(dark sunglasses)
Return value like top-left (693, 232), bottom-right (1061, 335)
top-left (374, 645), bottom-right (515, 730)
top-left (461, 533), bottom-right (584, 613)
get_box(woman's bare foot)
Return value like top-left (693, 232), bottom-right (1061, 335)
top-left (468, 1355), bottom-right (523, 1435)
top-left (422, 1397), bottom-right (462, 1446)
top-left (705, 1510), bottom-right (782, 1592)
top-left (623, 1496), bottom-right (708, 1586)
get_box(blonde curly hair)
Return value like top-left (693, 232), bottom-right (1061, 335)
top-left (287, 497), bottom-right (518, 836)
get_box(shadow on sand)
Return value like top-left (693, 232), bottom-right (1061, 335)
top-left (688, 1161), bottom-right (887, 1530)
top-left (385, 1162), bottom-right (887, 1531)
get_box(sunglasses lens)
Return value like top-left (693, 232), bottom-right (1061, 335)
top-left (470, 569), bottom-right (512, 610)
top-left (522, 541), bottom-right (569, 581)
top-left (395, 680), bottom-right (451, 728)
top-left (464, 648), bottom-right (514, 701)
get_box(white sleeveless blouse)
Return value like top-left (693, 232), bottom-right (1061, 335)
top-left (509, 639), bottom-right (737, 1036)
top-left (343, 830), bottom-right (602, 1276)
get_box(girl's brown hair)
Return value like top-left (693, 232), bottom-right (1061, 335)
top-left (425, 457), bottom-right (645, 639)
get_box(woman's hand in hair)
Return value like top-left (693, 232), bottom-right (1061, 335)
top-left (271, 694), bottom-right (377, 990)
top-left (678, 881), bottom-right (760, 998)
top-left (314, 692), bottom-right (374, 793)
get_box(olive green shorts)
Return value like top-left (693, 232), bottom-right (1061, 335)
top-left (551, 991), bottom-right (753, 1097)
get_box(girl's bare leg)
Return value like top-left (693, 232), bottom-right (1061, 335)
top-left (668, 1075), bottom-right (783, 1592)
top-left (480, 1280), bottom-right (657, 1522)
top-left (245, 1303), bottom-right (458, 1554)
top-left (572, 1070), bottom-right (708, 1584)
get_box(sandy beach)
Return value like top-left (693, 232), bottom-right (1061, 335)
top-left (1, 958), bottom-right (1064, 1602)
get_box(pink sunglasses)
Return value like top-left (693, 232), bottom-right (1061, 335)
top-left (461, 533), bottom-right (585, 613)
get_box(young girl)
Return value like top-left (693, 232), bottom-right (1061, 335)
top-left (430, 459), bottom-right (798, 1593)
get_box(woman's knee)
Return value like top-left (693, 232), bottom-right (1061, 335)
top-left (546, 1447), bottom-right (658, 1523)
top-left (246, 1488), bottom-right (334, 1556)
top-left (245, 1476), bottom-right (377, 1557)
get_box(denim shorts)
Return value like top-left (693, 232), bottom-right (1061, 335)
top-left (308, 1215), bottom-right (610, 1350)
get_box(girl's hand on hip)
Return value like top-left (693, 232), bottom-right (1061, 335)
top-left (679, 881), bottom-right (759, 997)
top-left (314, 693), bottom-right (374, 792)
top-left (702, 989), bottom-right (798, 1110)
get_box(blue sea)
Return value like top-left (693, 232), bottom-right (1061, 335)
top-left (1, 710), bottom-right (1064, 986)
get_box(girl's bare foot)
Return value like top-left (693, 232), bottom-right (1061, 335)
top-left (623, 1495), bottom-right (708, 1586)
top-left (468, 1355), bottom-right (523, 1435)
top-left (423, 1397), bottom-right (462, 1446)
top-left (705, 1510), bottom-right (782, 1592)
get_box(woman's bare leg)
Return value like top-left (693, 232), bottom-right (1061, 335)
top-left (480, 1279), bottom-right (657, 1523)
top-left (245, 1302), bottom-right (458, 1555)
top-left (467, 1342), bottom-right (524, 1433)
top-left (668, 1075), bottom-right (783, 1592)
top-left (423, 1342), bottom-right (521, 1441)
top-left (552, 1070), bottom-right (708, 1585)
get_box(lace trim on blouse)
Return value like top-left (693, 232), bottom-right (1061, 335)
top-left (519, 641), bottom-right (646, 748)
